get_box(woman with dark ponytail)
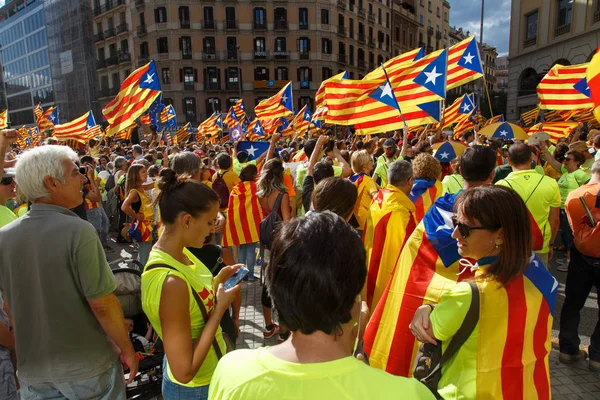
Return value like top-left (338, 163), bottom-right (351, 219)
top-left (141, 169), bottom-right (242, 399)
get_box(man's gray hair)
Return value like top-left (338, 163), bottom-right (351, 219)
top-left (388, 160), bottom-right (413, 188)
top-left (591, 160), bottom-right (600, 175)
top-left (132, 144), bottom-right (143, 155)
top-left (15, 145), bottom-right (78, 202)
top-left (171, 152), bottom-right (201, 176)
top-left (114, 156), bottom-right (127, 170)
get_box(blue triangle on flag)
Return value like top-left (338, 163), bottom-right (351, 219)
top-left (491, 121), bottom-right (514, 139)
top-left (368, 81), bottom-right (400, 110)
top-left (237, 141), bottom-right (270, 161)
top-left (139, 60), bottom-right (162, 91)
top-left (86, 111), bottom-right (97, 130)
top-left (280, 83), bottom-right (294, 111)
top-left (573, 77), bottom-right (591, 98)
top-left (457, 38), bottom-right (483, 74)
top-left (49, 107), bottom-right (59, 124)
top-left (253, 120), bottom-right (265, 137)
top-left (414, 47), bottom-right (425, 61)
top-left (414, 49), bottom-right (447, 98)
top-left (417, 101), bottom-right (442, 122)
top-left (458, 95), bottom-right (474, 115)
top-left (434, 141), bottom-right (458, 162)
top-left (423, 194), bottom-right (462, 267)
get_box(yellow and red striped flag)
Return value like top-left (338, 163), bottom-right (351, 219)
top-left (442, 94), bottom-right (475, 128)
top-left (175, 122), bottom-right (193, 144)
top-left (520, 107), bottom-right (540, 126)
top-left (538, 63), bottom-right (593, 110)
top-left (233, 99), bottom-right (246, 119)
top-left (362, 186), bottom-right (416, 311)
top-left (315, 71), bottom-right (348, 110)
top-left (113, 125), bottom-right (135, 141)
top-left (528, 122), bottom-right (578, 142)
top-left (222, 181), bottom-right (264, 247)
top-left (364, 47), bottom-right (424, 81)
top-left (0, 110), bottom-right (7, 129)
top-left (587, 47), bottom-right (600, 122)
top-left (408, 178), bottom-right (443, 222)
top-left (453, 117), bottom-right (475, 139)
top-left (364, 194), bottom-right (477, 377)
top-left (53, 111), bottom-right (98, 143)
top-left (255, 82), bottom-right (294, 121)
top-left (484, 114), bottom-right (505, 126)
top-left (103, 60), bottom-right (162, 136)
top-left (37, 106), bottom-right (58, 132)
top-left (569, 108), bottom-right (599, 127)
top-left (33, 104), bottom-right (43, 120)
top-left (542, 109), bottom-right (563, 122)
top-left (447, 36), bottom-right (484, 90)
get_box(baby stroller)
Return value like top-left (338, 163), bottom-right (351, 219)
top-left (113, 267), bottom-right (164, 399)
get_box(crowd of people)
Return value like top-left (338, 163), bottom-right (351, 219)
top-left (0, 118), bottom-right (598, 399)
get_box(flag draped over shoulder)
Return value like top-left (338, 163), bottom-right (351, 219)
top-left (474, 255), bottom-right (557, 399)
top-left (103, 60), bottom-right (162, 136)
top-left (223, 181), bottom-right (264, 247)
top-left (255, 82), bottom-right (294, 120)
top-left (363, 186), bottom-right (417, 311)
top-left (537, 63), bottom-right (593, 110)
top-left (364, 193), bottom-right (475, 377)
top-left (409, 179), bottom-right (443, 222)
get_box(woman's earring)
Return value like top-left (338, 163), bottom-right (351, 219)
top-left (495, 242), bottom-right (500, 249)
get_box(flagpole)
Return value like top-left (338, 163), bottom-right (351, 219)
top-left (381, 64), bottom-right (407, 128)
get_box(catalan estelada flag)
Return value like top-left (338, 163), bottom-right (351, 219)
top-left (128, 219), bottom-right (153, 243)
top-left (364, 47), bottom-right (424, 81)
top-left (586, 48), bottom-right (600, 122)
top-left (223, 106), bottom-right (240, 128)
top-left (528, 122), bottom-right (578, 142)
top-left (521, 107), bottom-right (540, 126)
top-left (315, 71), bottom-right (348, 109)
top-left (470, 255), bottom-right (557, 399)
top-left (453, 117), bottom-right (475, 139)
top-left (364, 193), bottom-right (476, 377)
top-left (103, 60), bottom-right (162, 136)
top-left (233, 99), bottom-right (246, 119)
top-left (538, 63), bottom-right (593, 110)
top-left (568, 108), bottom-right (599, 127)
top-left (33, 104), bottom-right (43, 120)
top-left (447, 36), bottom-right (484, 90)
top-left (246, 119), bottom-right (265, 141)
top-left (113, 125), bottom-right (135, 141)
top-left (409, 178), bottom-right (443, 222)
top-left (484, 114), bottom-right (505, 126)
top-left (542, 109), bottom-right (563, 122)
top-left (53, 110), bottom-right (98, 143)
top-left (161, 104), bottom-right (177, 129)
top-left (222, 181), bottom-right (264, 247)
top-left (255, 82), bottom-right (294, 120)
top-left (38, 106), bottom-right (58, 132)
top-left (362, 185), bottom-right (416, 311)
top-left (0, 110), bottom-right (7, 129)
top-left (443, 94), bottom-right (475, 128)
top-left (174, 122), bottom-right (193, 144)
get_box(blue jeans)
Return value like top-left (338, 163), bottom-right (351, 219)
top-left (162, 358), bottom-right (209, 400)
top-left (138, 241), bottom-right (153, 267)
top-left (560, 209), bottom-right (574, 252)
top-left (20, 362), bottom-right (125, 400)
top-left (87, 207), bottom-right (109, 247)
top-left (238, 242), bottom-right (258, 279)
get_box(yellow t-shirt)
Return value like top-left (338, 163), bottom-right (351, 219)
top-left (441, 174), bottom-right (464, 195)
top-left (496, 170), bottom-right (561, 254)
top-left (0, 205), bottom-right (17, 228)
top-left (141, 248), bottom-right (225, 387)
top-left (208, 347), bottom-right (435, 400)
top-left (352, 174), bottom-right (379, 230)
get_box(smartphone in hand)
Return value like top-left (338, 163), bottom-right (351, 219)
top-left (224, 266), bottom-right (250, 290)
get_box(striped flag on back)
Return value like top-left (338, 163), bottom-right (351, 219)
top-left (222, 181), bottom-right (264, 247)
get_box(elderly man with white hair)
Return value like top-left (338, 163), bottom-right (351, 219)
top-left (0, 144), bottom-right (138, 399)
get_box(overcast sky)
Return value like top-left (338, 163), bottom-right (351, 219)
top-left (448, 0), bottom-right (511, 56)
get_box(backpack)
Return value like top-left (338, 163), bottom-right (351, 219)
top-left (413, 281), bottom-right (480, 399)
top-left (574, 191), bottom-right (600, 259)
top-left (260, 192), bottom-right (284, 249)
top-left (104, 171), bottom-right (116, 193)
top-left (212, 172), bottom-right (230, 209)
top-left (501, 176), bottom-right (545, 251)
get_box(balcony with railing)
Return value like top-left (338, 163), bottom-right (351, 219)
top-left (183, 82), bottom-right (195, 90)
top-left (116, 23), bottom-right (128, 35)
top-left (299, 52), bottom-right (310, 60)
top-left (205, 81), bottom-right (220, 91)
top-left (427, 26), bottom-right (434, 35)
top-left (338, 54), bottom-right (347, 64)
top-left (523, 36), bottom-right (536, 48)
top-left (435, 30), bottom-right (442, 40)
top-left (106, 56), bottom-right (118, 66)
top-left (94, 32), bottom-right (104, 42)
top-left (104, 28), bottom-right (116, 38)
top-left (554, 23), bottom-right (571, 37)
top-left (119, 53), bottom-right (131, 63)
top-left (225, 19), bottom-right (238, 31)
top-left (96, 59), bottom-right (106, 69)
top-left (226, 51), bottom-right (238, 60)
top-left (202, 20), bottom-right (216, 30)
top-left (253, 20), bottom-right (267, 30)
top-left (337, 25), bottom-right (346, 36)
top-left (254, 51), bottom-right (268, 60)
top-left (272, 51), bottom-right (290, 60)
top-left (368, 11), bottom-right (375, 23)
top-left (202, 52), bottom-right (218, 61)
top-left (93, 0), bottom-right (126, 17)
top-left (180, 20), bottom-right (190, 29)
top-left (182, 52), bottom-right (192, 60)
top-left (226, 81), bottom-right (241, 90)
top-left (137, 25), bottom-right (147, 36)
top-left (358, 7), bottom-right (365, 16)
top-left (274, 19), bottom-right (288, 30)
top-left (337, 0), bottom-right (347, 10)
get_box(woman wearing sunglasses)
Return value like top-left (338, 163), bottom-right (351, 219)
top-left (410, 186), bottom-right (557, 400)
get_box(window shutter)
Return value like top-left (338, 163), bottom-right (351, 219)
top-left (307, 38), bottom-right (311, 51)
top-left (154, 8), bottom-right (159, 23)
top-left (179, 37), bottom-right (182, 50)
top-left (203, 68), bottom-right (207, 84)
top-left (194, 68), bottom-right (198, 82)
top-left (308, 68), bottom-right (312, 81)
top-left (297, 68), bottom-right (300, 82)
top-left (179, 68), bottom-right (183, 82)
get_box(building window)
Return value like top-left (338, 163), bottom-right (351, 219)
top-left (338, 13), bottom-right (345, 27)
top-left (297, 67), bottom-right (312, 82)
top-left (255, 66), bottom-right (268, 80)
top-left (180, 36), bottom-right (192, 58)
top-left (182, 67), bottom-right (195, 89)
top-left (179, 6), bottom-right (189, 26)
top-left (203, 7), bottom-right (214, 26)
top-left (206, 97), bottom-right (221, 114)
top-left (322, 38), bottom-right (332, 54)
top-left (275, 67), bottom-right (288, 81)
top-left (275, 7), bottom-right (287, 26)
top-left (402, 30), bottom-right (406, 46)
top-left (378, 8), bottom-right (382, 25)
top-left (275, 37), bottom-right (287, 52)
top-left (557, 0), bottom-right (572, 26)
top-left (339, 42), bottom-right (346, 55)
top-left (299, 8), bottom-right (308, 29)
top-left (298, 37), bottom-right (310, 56)
top-left (349, 44), bottom-right (355, 65)
top-left (203, 37), bottom-right (216, 54)
top-left (226, 37), bottom-right (238, 59)
top-left (386, 12), bottom-right (390, 28)
top-left (226, 67), bottom-right (240, 89)
top-left (254, 7), bottom-right (266, 28)
top-left (526, 11), bottom-right (538, 40)
top-left (205, 67), bottom-right (219, 89)
top-left (419, 15), bottom-right (423, 25)
top-left (321, 9), bottom-right (329, 24)
top-left (157, 37), bottom-right (168, 53)
top-left (154, 7), bottom-right (167, 23)
top-left (322, 67), bottom-right (332, 80)
top-left (162, 68), bottom-right (171, 84)
top-left (409, 33), bottom-right (414, 47)
top-left (111, 73), bottom-right (119, 89)
top-left (183, 97), bottom-right (197, 122)
top-left (254, 37), bottom-right (266, 53)
top-left (140, 41), bottom-right (149, 57)
top-left (226, 7), bottom-right (236, 28)
top-left (298, 96), bottom-right (313, 110)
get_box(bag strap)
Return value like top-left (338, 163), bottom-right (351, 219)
top-left (271, 192), bottom-right (284, 215)
top-left (523, 176), bottom-right (545, 205)
top-left (146, 263), bottom-right (223, 359)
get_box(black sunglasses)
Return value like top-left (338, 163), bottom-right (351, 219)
top-left (1, 177), bottom-right (14, 186)
top-left (451, 216), bottom-right (495, 239)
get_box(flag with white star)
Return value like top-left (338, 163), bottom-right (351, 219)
top-left (432, 140), bottom-right (468, 162)
top-left (255, 81), bottom-right (294, 120)
top-left (103, 60), bottom-right (162, 137)
top-left (236, 141), bottom-right (270, 161)
top-left (443, 94), bottom-right (475, 128)
top-left (447, 36), bottom-right (484, 90)
top-left (54, 110), bottom-right (99, 143)
top-left (37, 106), bottom-right (59, 132)
top-left (538, 62), bottom-right (594, 110)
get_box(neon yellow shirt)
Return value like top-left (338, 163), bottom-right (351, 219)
top-left (496, 170), bottom-right (561, 253)
top-left (233, 159), bottom-right (257, 176)
top-left (141, 249), bottom-right (225, 387)
top-left (0, 205), bottom-right (17, 228)
top-left (441, 174), bottom-right (464, 195)
top-left (558, 166), bottom-right (590, 209)
top-left (374, 154), bottom-right (402, 187)
top-left (208, 347), bottom-right (435, 400)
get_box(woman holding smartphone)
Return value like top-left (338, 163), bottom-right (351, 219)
top-left (141, 169), bottom-right (241, 399)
